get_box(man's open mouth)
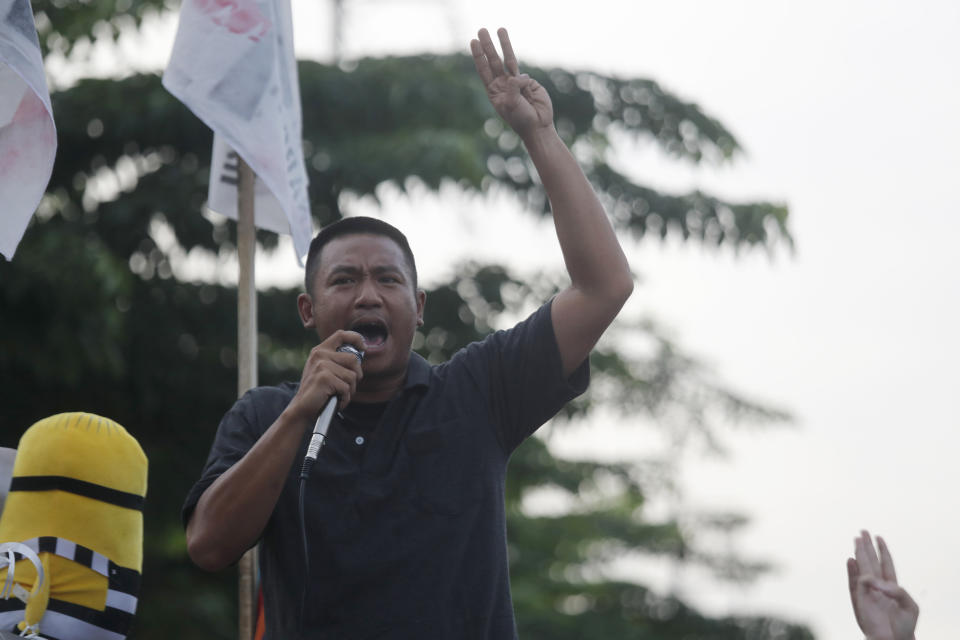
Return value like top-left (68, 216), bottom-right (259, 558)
top-left (351, 321), bottom-right (388, 348)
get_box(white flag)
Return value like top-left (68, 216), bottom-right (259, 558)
top-left (0, 0), bottom-right (56, 261)
top-left (162, 0), bottom-right (312, 263)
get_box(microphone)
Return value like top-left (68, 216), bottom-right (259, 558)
top-left (299, 344), bottom-right (364, 480)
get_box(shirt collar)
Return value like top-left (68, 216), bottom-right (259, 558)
top-left (403, 351), bottom-right (431, 390)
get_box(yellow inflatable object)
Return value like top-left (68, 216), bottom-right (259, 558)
top-left (0, 412), bottom-right (148, 639)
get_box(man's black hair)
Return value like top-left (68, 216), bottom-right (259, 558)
top-left (303, 216), bottom-right (418, 294)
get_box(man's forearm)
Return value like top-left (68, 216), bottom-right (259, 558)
top-left (523, 126), bottom-right (632, 300)
top-left (186, 407), bottom-right (311, 570)
top-left (522, 125), bottom-right (633, 375)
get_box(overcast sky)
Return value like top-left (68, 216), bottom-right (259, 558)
top-left (95, 1), bottom-right (960, 637)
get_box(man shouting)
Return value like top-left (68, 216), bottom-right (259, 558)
top-left (183, 27), bottom-right (633, 639)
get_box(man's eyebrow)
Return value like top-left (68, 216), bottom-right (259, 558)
top-left (327, 265), bottom-right (362, 277)
top-left (370, 265), bottom-right (405, 277)
top-left (326, 264), bottom-right (406, 277)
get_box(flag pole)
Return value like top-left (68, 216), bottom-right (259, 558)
top-left (236, 156), bottom-right (259, 640)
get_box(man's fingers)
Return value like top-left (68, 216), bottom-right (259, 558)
top-left (877, 536), bottom-right (899, 583)
top-left (855, 530), bottom-right (882, 577)
top-left (881, 583), bottom-right (918, 612)
top-left (892, 586), bottom-right (919, 616)
top-left (322, 329), bottom-right (367, 355)
top-left (497, 27), bottom-right (519, 75)
top-left (864, 578), bottom-right (920, 615)
top-left (846, 558), bottom-right (865, 626)
top-left (520, 76), bottom-right (543, 102)
top-left (470, 38), bottom-right (495, 87)
top-left (307, 349), bottom-right (360, 385)
top-left (305, 331), bottom-right (365, 405)
top-left (323, 372), bottom-right (354, 409)
top-left (862, 531), bottom-right (882, 575)
top-left (322, 360), bottom-right (360, 406)
top-left (477, 28), bottom-right (505, 77)
top-left (847, 557), bottom-right (859, 593)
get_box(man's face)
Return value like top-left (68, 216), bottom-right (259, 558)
top-left (299, 233), bottom-right (425, 381)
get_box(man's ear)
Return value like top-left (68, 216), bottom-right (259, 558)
top-left (297, 293), bottom-right (315, 328)
top-left (416, 289), bottom-right (426, 327)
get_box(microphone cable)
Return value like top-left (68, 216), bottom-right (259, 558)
top-left (297, 344), bottom-right (363, 631)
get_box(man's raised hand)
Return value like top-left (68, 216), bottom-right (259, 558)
top-left (847, 531), bottom-right (919, 640)
top-left (470, 28), bottom-right (553, 140)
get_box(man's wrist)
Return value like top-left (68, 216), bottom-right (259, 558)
top-left (280, 397), bottom-right (319, 430)
top-left (520, 124), bottom-right (563, 158)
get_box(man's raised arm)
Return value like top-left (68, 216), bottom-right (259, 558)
top-left (471, 28), bottom-right (633, 377)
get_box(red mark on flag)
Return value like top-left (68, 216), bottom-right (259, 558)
top-left (194, 0), bottom-right (272, 42)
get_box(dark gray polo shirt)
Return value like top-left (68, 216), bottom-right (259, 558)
top-left (183, 302), bottom-right (589, 639)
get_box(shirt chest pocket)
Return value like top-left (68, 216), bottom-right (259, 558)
top-left (405, 419), bottom-right (483, 515)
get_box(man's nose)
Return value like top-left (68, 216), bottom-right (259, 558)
top-left (354, 276), bottom-right (382, 306)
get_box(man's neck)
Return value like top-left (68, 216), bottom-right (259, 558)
top-left (354, 372), bottom-right (406, 404)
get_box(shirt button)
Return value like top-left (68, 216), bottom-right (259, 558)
top-left (355, 436), bottom-right (365, 446)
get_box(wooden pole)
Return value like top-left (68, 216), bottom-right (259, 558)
top-left (236, 156), bottom-right (258, 640)
top-left (332, 0), bottom-right (343, 64)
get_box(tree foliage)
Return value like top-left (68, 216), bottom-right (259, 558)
top-left (0, 5), bottom-right (809, 639)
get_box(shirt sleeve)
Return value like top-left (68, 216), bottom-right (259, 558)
top-left (180, 389), bottom-right (266, 529)
top-left (464, 299), bottom-right (590, 454)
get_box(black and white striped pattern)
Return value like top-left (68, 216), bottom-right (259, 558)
top-left (0, 537), bottom-right (140, 640)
